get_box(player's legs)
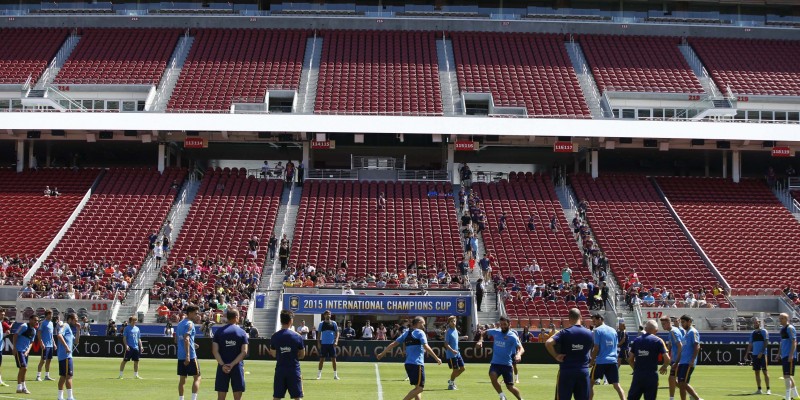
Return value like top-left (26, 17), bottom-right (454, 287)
top-left (512, 362), bottom-right (519, 383)
top-left (489, 371), bottom-right (503, 394)
top-left (575, 369), bottom-right (591, 400)
top-left (120, 359), bottom-right (128, 375)
top-left (403, 386), bottom-right (424, 400)
top-left (450, 365), bottom-right (465, 381)
top-left (192, 374), bottom-right (202, 394)
top-left (612, 383), bottom-right (626, 400)
top-left (178, 375), bottom-right (187, 397)
top-left (217, 391), bottom-right (227, 400)
top-left (318, 357), bottom-right (325, 374)
top-left (134, 360), bottom-right (140, 376)
top-left (332, 357), bottom-right (338, 374)
top-left (505, 383), bottom-right (522, 400)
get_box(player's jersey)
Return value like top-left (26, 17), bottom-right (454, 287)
top-left (751, 328), bottom-right (768, 356)
top-left (395, 328), bottom-right (427, 365)
top-left (40, 319), bottom-right (54, 348)
top-left (57, 324), bottom-right (74, 361)
top-left (618, 329), bottom-right (629, 350)
top-left (668, 326), bottom-right (684, 361)
top-left (553, 324), bottom-right (593, 370)
top-left (486, 329), bottom-right (521, 366)
top-left (631, 333), bottom-right (668, 375)
top-left (213, 323), bottom-right (249, 365)
top-left (781, 324), bottom-right (797, 359)
top-left (176, 319), bottom-right (197, 360)
top-left (270, 328), bottom-right (304, 371)
top-left (15, 323), bottom-right (36, 352)
top-left (318, 320), bottom-right (338, 345)
top-left (679, 327), bottom-right (700, 365)
top-left (445, 327), bottom-right (459, 359)
top-left (593, 324), bottom-right (618, 365)
top-left (124, 325), bottom-right (141, 350)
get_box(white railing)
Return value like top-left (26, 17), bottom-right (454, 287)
top-left (37, 33), bottom-right (79, 89)
top-left (46, 86), bottom-right (86, 111)
top-left (568, 41), bottom-right (607, 117)
top-left (397, 170), bottom-right (450, 181)
top-left (305, 169), bottom-right (358, 180)
top-left (441, 33), bottom-right (458, 115)
top-left (300, 32), bottom-right (318, 113)
top-left (151, 32), bottom-right (191, 111)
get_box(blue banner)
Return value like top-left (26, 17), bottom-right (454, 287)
top-left (284, 294), bottom-right (472, 316)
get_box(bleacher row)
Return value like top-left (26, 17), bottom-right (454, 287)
top-left (3, 28), bottom-right (800, 115)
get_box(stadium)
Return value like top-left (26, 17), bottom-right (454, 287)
top-left (1, 0), bottom-right (800, 398)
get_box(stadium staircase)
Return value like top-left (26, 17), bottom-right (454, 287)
top-left (297, 33), bottom-right (322, 114)
top-left (35, 30), bottom-right (80, 90)
top-left (565, 40), bottom-right (608, 118)
top-left (151, 32), bottom-right (195, 112)
top-left (253, 182), bottom-right (301, 335)
top-left (436, 35), bottom-right (464, 115)
top-left (120, 174), bottom-right (201, 322)
top-left (678, 42), bottom-right (737, 118)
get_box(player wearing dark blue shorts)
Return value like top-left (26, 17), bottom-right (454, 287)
top-left (627, 320), bottom-right (669, 400)
top-left (659, 316), bottom-right (684, 400)
top-left (56, 313), bottom-right (78, 400)
top-left (377, 316), bottom-right (442, 400)
top-left (675, 315), bottom-right (702, 400)
top-left (119, 316), bottom-right (143, 379)
top-left (316, 310), bottom-right (340, 380)
top-left (36, 310), bottom-right (55, 381)
top-left (444, 316), bottom-right (466, 390)
top-left (479, 317), bottom-right (524, 400)
top-left (13, 314), bottom-right (38, 394)
top-left (590, 313), bottom-right (624, 400)
top-left (212, 308), bottom-right (249, 400)
top-left (747, 318), bottom-right (770, 395)
top-left (779, 313), bottom-right (799, 399)
top-left (269, 310), bottom-right (306, 400)
top-left (176, 305), bottom-right (201, 400)
top-left (547, 308), bottom-right (593, 400)
top-left (617, 320), bottom-right (630, 370)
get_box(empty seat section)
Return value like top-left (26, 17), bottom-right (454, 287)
top-left (571, 175), bottom-right (722, 303)
top-left (473, 174), bottom-right (588, 323)
top-left (314, 30), bottom-right (443, 115)
top-left (168, 29), bottom-right (308, 111)
top-left (690, 38), bottom-right (800, 96)
top-left (580, 35), bottom-right (704, 93)
top-left (451, 32), bottom-right (590, 118)
top-left (55, 28), bottom-right (181, 85)
top-left (0, 28), bottom-right (68, 85)
top-left (657, 177), bottom-right (800, 289)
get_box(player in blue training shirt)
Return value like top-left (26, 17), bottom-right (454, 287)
top-left (13, 314), bottom-right (39, 394)
top-left (675, 314), bottom-right (703, 400)
top-left (36, 310), bottom-right (55, 381)
top-left (747, 317), bottom-right (771, 395)
top-left (269, 310), bottom-right (306, 400)
top-left (547, 308), bottom-right (594, 400)
top-left (119, 316), bottom-right (144, 379)
top-left (56, 312), bottom-right (77, 400)
top-left (477, 316), bottom-right (524, 400)
top-left (627, 320), bottom-right (670, 400)
top-left (590, 313), bottom-right (624, 400)
top-left (617, 320), bottom-right (631, 371)
top-left (378, 316), bottom-right (442, 400)
top-left (212, 308), bottom-right (249, 400)
top-left (780, 313), bottom-right (799, 400)
top-left (176, 304), bottom-right (201, 400)
top-left (444, 316), bottom-right (466, 390)
top-left (660, 315), bottom-right (684, 400)
top-left (316, 310), bottom-right (340, 380)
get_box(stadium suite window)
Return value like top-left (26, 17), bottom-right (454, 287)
top-left (122, 101), bottom-right (136, 112)
top-left (0, 100), bottom-right (8, 111)
top-left (107, 101), bottom-right (119, 111)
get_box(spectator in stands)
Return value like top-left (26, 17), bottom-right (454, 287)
top-left (260, 161), bottom-right (269, 178)
top-left (154, 243), bottom-right (164, 268)
top-left (285, 161), bottom-right (295, 186)
top-left (52, 187), bottom-right (60, 197)
top-left (361, 320), bottom-right (374, 340)
top-left (164, 220), bottom-right (173, 241)
top-left (550, 214), bottom-right (557, 232)
top-left (562, 265), bottom-right (572, 285)
top-left (147, 230), bottom-right (158, 255)
top-left (766, 167), bottom-right (777, 188)
top-left (157, 303), bottom-right (170, 323)
top-left (538, 324), bottom-right (557, 343)
top-left (297, 161), bottom-right (305, 184)
top-left (267, 235), bottom-right (278, 261)
top-left (343, 321), bottom-right (356, 340)
top-left (296, 321), bottom-right (309, 339)
top-left (643, 292), bottom-right (655, 306)
top-left (278, 244), bottom-right (289, 271)
top-left (527, 215), bottom-right (536, 231)
top-left (378, 192), bottom-right (386, 211)
top-left (459, 163), bottom-right (472, 187)
top-left (376, 323), bottom-right (387, 340)
top-left (578, 199), bottom-right (589, 220)
top-left (684, 292), bottom-right (697, 308)
top-left (476, 278), bottom-right (485, 311)
top-left (247, 235), bottom-right (259, 259)
top-left (43, 186), bottom-right (51, 197)
top-left (498, 212), bottom-right (507, 234)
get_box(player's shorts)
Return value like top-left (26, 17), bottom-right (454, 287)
top-left (489, 364), bottom-right (514, 385)
top-left (669, 363), bottom-right (678, 377)
top-left (124, 348), bottom-right (141, 362)
top-left (783, 357), bottom-right (796, 376)
top-left (177, 359), bottom-right (201, 377)
top-left (405, 363), bottom-right (425, 387)
top-left (751, 354), bottom-right (768, 371)
top-left (215, 363), bottom-right (245, 393)
top-left (320, 344), bottom-right (337, 359)
top-left (41, 347), bottom-right (54, 360)
top-left (273, 368), bottom-right (303, 399)
top-left (14, 352), bottom-right (28, 368)
top-left (618, 349), bottom-right (629, 361)
top-left (628, 373), bottom-right (658, 400)
top-left (447, 354), bottom-right (465, 370)
top-left (676, 364), bottom-right (694, 384)
top-left (591, 363), bottom-right (620, 384)
top-left (556, 368), bottom-right (590, 400)
top-left (58, 358), bottom-right (74, 377)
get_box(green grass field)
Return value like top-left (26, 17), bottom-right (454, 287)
top-left (0, 356), bottom-right (782, 399)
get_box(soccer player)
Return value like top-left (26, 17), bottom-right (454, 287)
top-left (477, 316), bottom-right (524, 400)
top-left (627, 320), bottom-right (670, 400)
top-left (546, 308), bottom-right (593, 400)
top-left (444, 316), bottom-right (466, 390)
top-left (177, 305), bottom-right (202, 400)
top-left (13, 314), bottom-right (38, 394)
top-left (56, 313), bottom-right (77, 400)
top-left (212, 308), bottom-right (249, 400)
top-left (747, 317), bottom-right (770, 395)
top-left (316, 310), bottom-right (340, 380)
top-left (0, 307), bottom-right (8, 387)
top-left (120, 315), bottom-right (143, 379)
top-left (617, 319), bottom-right (630, 370)
top-left (659, 315), bottom-right (684, 400)
top-left (674, 315), bottom-right (703, 400)
top-left (779, 313), bottom-right (799, 400)
top-left (36, 309), bottom-right (55, 381)
top-left (589, 313), bottom-right (624, 400)
top-left (268, 310), bottom-right (305, 400)
top-left (377, 316), bottom-right (442, 400)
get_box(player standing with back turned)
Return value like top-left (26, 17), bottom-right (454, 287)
top-left (546, 308), bottom-right (594, 400)
top-left (269, 310), bottom-right (305, 400)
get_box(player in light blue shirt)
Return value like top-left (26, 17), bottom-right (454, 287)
top-left (444, 316), bottom-right (466, 390)
top-left (675, 315), bottom-right (703, 400)
top-left (780, 313), bottom-right (799, 399)
top-left (316, 310), bottom-right (340, 380)
top-left (13, 314), bottom-right (39, 394)
top-left (119, 316), bottom-right (144, 379)
top-left (590, 313), bottom-right (624, 400)
top-left (660, 315), bottom-right (684, 400)
top-left (377, 316), bottom-right (441, 400)
top-left (747, 317), bottom-right (770, 395)
top-left (478, 317), bottom-right (524, 400)
top-left (56, 312), bottom-right (77, 400)
top-left (176, 305), bottom-right (201, 400)
top-left (36, 310), bottom-right (55, 381)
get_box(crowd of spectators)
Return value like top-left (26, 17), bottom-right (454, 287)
top-left (279, 259), bottom-right (469, 290)
top-left (0, 254), bottom-right (36, 286)
top-left (21, 257), bottom-right (136, 300)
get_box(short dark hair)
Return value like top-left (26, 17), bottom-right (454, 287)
top-left (568, 308), bottom-right (581, 321)
top-left (66, 312), bottom-right (77, 323)
top-left (280, 310), bottom-right (294, 325)
top-left (45, 310), bottom-right (53, 317)
top-left (226, 308), bottom-right (239, 321)
top-left (680, 314), bottom-right (693, 322)
top-left (184, 304), bottom-right (199, 314)
top-left (498, 316), bottom-right (509, 323)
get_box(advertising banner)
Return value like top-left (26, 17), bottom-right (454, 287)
top-left (283, 294), bottom-right (471, 316)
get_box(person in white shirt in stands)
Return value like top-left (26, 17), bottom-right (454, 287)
top-left (361, 321), bottom-right (375, 340)
top-left (260, 161), bottom-right (269, 178)
top-left (44, 186), bottom-right (51, 197)
top-left (684, 293), bottom-right (697, 308)
top-left (342, 286), bottom-right (355, 296)
top-left (296, 321), bottom-right (310, 340)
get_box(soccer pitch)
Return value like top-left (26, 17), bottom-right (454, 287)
top-left (0, 356), bottom-right (776, 399)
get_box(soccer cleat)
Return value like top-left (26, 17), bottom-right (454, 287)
top-left (135, 376), bottom-right (143, 380)
top-left (36, 377), bottom-right (42, 381)
top-left (768, 390), bottom-right (772, 395)
top-left (117, 376), bottom-right (124, 380)
top-left (448, 383), bottom-right (455, 390)
top-left (755, 389), bottom-right (763, 394)
top-left (515, 378), bottom-right (520, 384)
top-left (44, 376), bottom-right (55, 381)
top-left (0, 381), bottom-right (8, 387)
top-left (18, 389), bottom-right (31, 394)
top-left (334, 375), bottom-right (340, 380)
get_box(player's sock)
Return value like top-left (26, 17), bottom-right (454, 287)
top-left (499, 393), bottom-right (507, 400)
top-left (191, 393), bottom-right (198, 400)
top-left (317, 370), bottom-right (322, 379)
top-left (119, 371), bottom-right (124, 378)
top-left (792, 385), bottom-right (799, 398)
top-left (17, 383), bottom-right (22, 391)
top-left (786, 379), bottom-right (792, 400)
top-left (66, 389), bottom-right (73, 398)
top-left (178, 397), bottom-right (184, 400)
top-left (58, 390), bottom-right (64, 400)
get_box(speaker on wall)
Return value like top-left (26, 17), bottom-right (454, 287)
top-left (98, 131), bottom-right (113, 140)
top-left (619, 137), bottom-right (633, 144)
top-left (643, 139), bottom-right (658, 148)
top-left (716, 141), bottom-right (731, 149)
top-left (26, 131), bottom-right (41, 139)
top-left (691, 139), bottom-right (705, 146)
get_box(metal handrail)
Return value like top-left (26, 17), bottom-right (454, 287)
top-left (151, 32), bottom-right (191, 111)
top-left (45, 85), bottom-right (87, 111)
